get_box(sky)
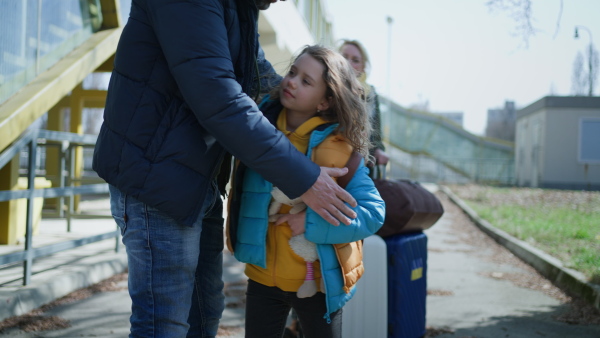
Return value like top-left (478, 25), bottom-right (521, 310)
top-left (324, 0), bottom-right (600, 136)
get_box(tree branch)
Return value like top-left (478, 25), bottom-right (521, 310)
top-left (487, 0), bottom-right (537, 48)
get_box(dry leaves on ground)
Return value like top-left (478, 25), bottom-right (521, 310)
top-left (0, 272), bottom-right (128, 333)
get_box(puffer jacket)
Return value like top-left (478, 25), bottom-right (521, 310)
top-left (92, 0), bottom-right (320, 226)
top-left (227, 99), bottom-right (386, 321)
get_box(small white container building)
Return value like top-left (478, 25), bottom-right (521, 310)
top-left (515, 96), bottom-right (600, 190)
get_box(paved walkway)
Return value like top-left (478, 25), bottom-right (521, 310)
top-left (1, 187), bottom-right (599, 337)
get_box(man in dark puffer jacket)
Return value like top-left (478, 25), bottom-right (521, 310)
top-left (92, 0), bottom-right (358, 336)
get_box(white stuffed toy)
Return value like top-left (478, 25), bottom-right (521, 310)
top-left (268, 187), bottom-right (307, 222)
top-left (268, 187), bottom-right (325, 298)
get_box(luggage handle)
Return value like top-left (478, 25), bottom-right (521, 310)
top-left (372, 164), bottom-right (387, 180)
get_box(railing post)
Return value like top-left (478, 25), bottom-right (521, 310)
top-left (23, 129), bottom-right (39, 286)
top-left (67, 144), bottom-right (75, 232)
top-left (0, 155), bottom-right (19, 245)
top-left (59, 140), bottom-right (68, 218)
top-left (70, 84), bottom-right (84, 213)
top-left (437, 159), bottom-right (444, 183)
top-left (115, 226), bottom-right (121, 253)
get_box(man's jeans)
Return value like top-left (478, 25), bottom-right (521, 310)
top-left (109, 183), bottom-right (224, 337)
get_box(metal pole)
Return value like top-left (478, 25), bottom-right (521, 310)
top-left (59, 141), bottom-right (68, 218)
top-left (385, 16), bottom-right (394, 179)
top-left (385, 16), bottom-right (394, 138)
top-left (36, 0), bottom-right (42, 75)
top-left (23, 130), bottom-right (39, 286)
top-left (67, 145), bottom-right (75, 232)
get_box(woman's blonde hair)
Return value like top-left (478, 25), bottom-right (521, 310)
top-left (338, 39), bottom-right (371, 75)
top-left (271, 45), bottom-right (372, 160)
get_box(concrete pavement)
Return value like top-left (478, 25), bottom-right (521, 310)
top-left (0, 186), bottom-right (599, 337)
top-left (425, 191), bottom-right (599, 337)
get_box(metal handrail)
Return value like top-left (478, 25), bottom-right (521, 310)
top-left (0, 126), bottom-right (118, 285)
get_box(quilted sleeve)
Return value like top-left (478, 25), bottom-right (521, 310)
top-left (304, 164), bottom-right (385, 244)
top-left (144, 0), bottom-right (319, 199)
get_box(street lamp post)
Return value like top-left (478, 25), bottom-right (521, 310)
top-left (574, 25), bottom-right (595, 96)
top-left (385, 16), bottom-right (394, 142)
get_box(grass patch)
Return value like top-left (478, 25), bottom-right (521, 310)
top-left (448, 184), bottom-right (600, 283)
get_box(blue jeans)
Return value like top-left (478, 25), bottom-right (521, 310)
top-left (245, 280), bottom-right (342, 338)
top-left (109, 183), bottom-right (224, 338)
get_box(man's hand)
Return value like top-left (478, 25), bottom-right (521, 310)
top-left (301, 167), bottom-right (358, 226)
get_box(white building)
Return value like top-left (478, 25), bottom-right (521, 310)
top-left (515, 96), bottom-right (600, 190)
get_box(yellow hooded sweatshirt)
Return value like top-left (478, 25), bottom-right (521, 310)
top-left (244, 110), bottom-right (353, 292)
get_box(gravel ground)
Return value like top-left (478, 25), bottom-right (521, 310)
top-left (446, 184), bottom-right (600, 213)
top-left (447, 183), bottom-right (600, 280)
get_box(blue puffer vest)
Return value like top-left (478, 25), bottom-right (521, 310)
top-left (93, 0), bottom-right (319, 226)
top-left (229, 99), bottom-right (386, 321)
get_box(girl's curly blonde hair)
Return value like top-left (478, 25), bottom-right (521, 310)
top-left (271, 45), bottom-right (373, 160)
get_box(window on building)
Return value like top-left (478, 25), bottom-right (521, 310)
top-left (579, 117), bottom-right (600, 163)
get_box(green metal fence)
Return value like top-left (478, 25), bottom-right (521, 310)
top-left (381, 98), bottom-right (515, 185)
top-left (0, 125), bottom-right (116, 286)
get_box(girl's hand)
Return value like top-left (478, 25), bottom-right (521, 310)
top-left (275, 211), bottom-right (306, 236)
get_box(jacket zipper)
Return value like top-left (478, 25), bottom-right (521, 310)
top-left (316, 246), bottom-right (332, 323)
top-left (209, 150), bottom-right (226, 181)
top-left (272, 220), bottom-right (278, 286)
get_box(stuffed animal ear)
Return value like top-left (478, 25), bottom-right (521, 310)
top-left (271, 187), bottom-right (290, 203)
top-left (269, 201), bottom-right (283, 216)
top-left (269, 187), bottom-right (288, 216)
top-left (289, 203), bottom-right (307, 214)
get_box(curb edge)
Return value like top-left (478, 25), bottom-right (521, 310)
top-left (439, 185), bottom-right (600, 311)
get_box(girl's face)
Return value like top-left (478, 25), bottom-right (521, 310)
top-left (280, 53), bottom-right (329, 117)
top-left (340, 43), bottom-right (364, 75)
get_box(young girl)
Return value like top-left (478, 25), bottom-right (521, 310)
top-left (226, 45), bottom-right (385, 338)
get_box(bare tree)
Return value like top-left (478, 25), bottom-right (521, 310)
top-left (571, 46), bottom-right (599, 96)
top-left (489, 0), bottom-right (598, 95)
top-left (586, 43), bottom-right (599, 96)
top-left (571, 51), bottom-right (587, 96)
top-left (486, 0), bottom-right (564, 48)
top-left (487, 0), bottom-right (536, 48)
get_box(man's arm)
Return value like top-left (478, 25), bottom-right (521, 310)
top-left (145, 0), bottom-right (356, 224)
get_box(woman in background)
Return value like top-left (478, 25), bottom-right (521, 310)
top-left (339, 40), bottom-right (389, 173)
